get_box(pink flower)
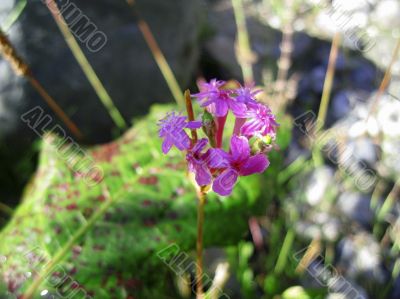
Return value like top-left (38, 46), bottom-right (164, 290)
top-left (186, 138), bottom-right (212, 186)
top-left (158, 112), bottom-right (201, 154)
top-left (235, 84), bottom-right (261, 104)
top-left (193, 79), bottom-right (247, 117)
top-left (158, 78), bottom-right (278, 196)
top-left (241, 102), bottom-right (279, 138)
top-left (208, 136), bottom-right (270, 196)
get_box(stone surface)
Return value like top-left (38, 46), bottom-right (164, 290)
top-left (0, 0), bottom-right (202, 145)
top-left (337, 233), bottom-right (387, 285)
top-left (204, 0), bottom-right (281, 81)
top-left (337, 192), bottom-right (373, 228)
top-left (305, 166), bottom-right (335, 206)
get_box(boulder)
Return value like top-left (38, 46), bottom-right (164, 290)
top-left (0, 0), bottom-right (202, 145)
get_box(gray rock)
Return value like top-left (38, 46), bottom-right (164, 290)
top-left (347, 137), bottom-right (379, 166)
top-left (337, 233), bottom-right (387, 285)
top-left (204, 0), bottom-right (280, 81)
top-left (0, 0), bottom-right (202, 144)
top-left (337, 192), bottom-right (374, 227)
top-left (390, 274), bottom-right (400, 299)
top-left (332, 91), bottom-right (351, 120)
top-left (305, 166), bottom-right (335, 206)
top-left (295, 213), bottom-right (342, 242)
top-left (300, 259), bottom-right (369, 299)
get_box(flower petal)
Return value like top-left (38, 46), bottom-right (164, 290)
top-left (213, 100), bottom-right (229, 117)
top-left (194, 163), bottom-right (212, 186)
top-left (240, 154), bottom-right (270, 176)
top-left (230, 136), bottom-right (250, 163)
top-left (173, 131), bottom-right (191, 151)
top-left (241, 119), bottom-right (260, 137)
top-left (207, 149), bottom-right (230, 169)
top-left (229, 100), bottom-right (248, 117)
top-left (186, 120), bottom-right (202, 129)
top-left (212, 168), bottom-right (239, 196)
top-left (162, 138), bottom-right (174, 154)
top-left (192, 138), bottom-right (208, 154)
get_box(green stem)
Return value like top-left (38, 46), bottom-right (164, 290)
top-left (2, 0), bottom-right (27, 31)
top-left (377, 179), bottom-right (400, 221)
top-left (46, 0), bottom-right (127, 130)
top-left (274, 228), bottom-right (295, 274)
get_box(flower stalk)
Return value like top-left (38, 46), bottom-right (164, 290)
top-left (196, 188), bottom-right (207, 298)
top-left (185, 90), bottom-right (198, 143)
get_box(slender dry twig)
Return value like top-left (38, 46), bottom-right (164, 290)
top-left (46, 0), bottom-right (127, 130)
top-left (232, 0), bottom-right (255, 84)
top-left (295, 237), bottom-right (321, 274)
top-left (0, 29), bottom-right (84, 140)
top-left (275, 25), bottom-right (294, 96)
top-left (126, 0), bottom-right (185, 107)
top-left (312, 33), bottom-right (341, 166)
top-left (317, 32), bottom-right (341, 129)
top-left (274, 0), bottom-right (295, 108)
top-left (368, 37), bottom-right (400, 118)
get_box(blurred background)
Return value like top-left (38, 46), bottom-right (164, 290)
top-left (0, 0), bottom-right (399, 298)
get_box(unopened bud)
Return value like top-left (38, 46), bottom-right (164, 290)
top-left (252, 135), bottom-right (275, 154)
top-left (202, 111), bottom-right (217, 147)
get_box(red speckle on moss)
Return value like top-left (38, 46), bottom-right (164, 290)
top-left (143, 219), bottom-right (156, 227)
top-left (139, 176), bottom-right (158, 185)
top-left (66, 203), bottom-right (78, 210)
top-left (141, 200), bottom-right (152, 207)
top-left (111, 171), bottom-right (120, 177)
top-left (174, 224), bottom-right (182, 232)
top-left (92, 142), bottom-right (120, 162)
top-left (97, 195), bottom-right (106, 202)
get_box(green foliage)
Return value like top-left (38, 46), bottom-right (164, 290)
top-left (281, 286), bottom-right (326, 299)
top-left (226, 241), bottom-right (256, 299)
top-left (0, 104), bottom-right (290, 298)
top-left (224, 115), bottom-right (294, 298)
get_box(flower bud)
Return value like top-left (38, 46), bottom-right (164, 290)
top-left (251, 134), bottom-right (274, 154)
top-left (202, 111), bottom-right (217, 147)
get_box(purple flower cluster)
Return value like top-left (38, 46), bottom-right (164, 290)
top-left (158, 79), bottom-right (278, 196)
top-left (158, 112), bottom-right (201, 154)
